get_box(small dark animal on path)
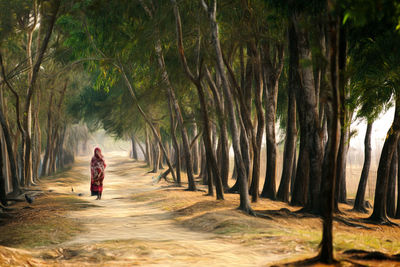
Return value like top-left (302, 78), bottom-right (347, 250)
top-left (25, 194), bottom-right (34, 204)
top-left (71, 187), bottom-right (74, 192)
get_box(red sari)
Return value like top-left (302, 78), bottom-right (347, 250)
top-left (90, 148), bottom-right (106, 196)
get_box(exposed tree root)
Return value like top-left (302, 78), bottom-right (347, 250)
top-left (333, 216), bottom-right (373, 230)
top-left (362, 217), bottom-right (399, 226)
top-left (344, 249), bottom-right (400, 261)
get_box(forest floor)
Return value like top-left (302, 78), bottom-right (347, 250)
top-left (0, 152), bottom-right (400, 266)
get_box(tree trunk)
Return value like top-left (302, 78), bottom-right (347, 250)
top-left (318, 12), bottom-right (340, 263)
top-left (168, 98), bottom-right (181, 185)
top-left (334, 126), bottom-right (349, 210)
top-left (192, 122), bottom-right (199, 175)
top-left (0, 109), bottom-right (20, 195)
top-left (277, 76), bottom-right (297, 203)
top-left (249, 44), bottom-right (265, 203)
top-left (260, 41), bottom-right (284, 201)
top-left (205, 67), bottom-right (229, 191)
top-left (396, 142), bottom-right (400, 218)
top-left (294, 12), bottom-right (323, 214)
top-left (203, 0), bottom-right (253, 213)
top-left (387, 148), bottom-right (397, 218)
top-left (353, 121), bottom-right (373, 212)
top-left (23, 0), bottom-right (60, 186)
top-left (171, 0), bottom-right (224, 198)
top-left (288, 17), bottom-right (309, 207)
top-left (368, 95), bottom-right (400, 224)
top-left (0, 137), bottom-right (6, 206)
top-left (131, 135), bottom-right (138, 160)
top-left (145, 127), bottom-right (152, 167)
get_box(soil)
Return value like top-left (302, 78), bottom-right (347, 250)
top-left (0, 152), bottom-right (399, 266)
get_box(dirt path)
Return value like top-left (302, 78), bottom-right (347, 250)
top-left (40, 153), bottom-right (280, 266)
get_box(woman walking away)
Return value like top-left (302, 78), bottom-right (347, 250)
top-left (90, 147), bottom-right (106, 200)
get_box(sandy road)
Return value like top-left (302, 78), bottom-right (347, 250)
top-left (41, 152), bottom-right (284, 266)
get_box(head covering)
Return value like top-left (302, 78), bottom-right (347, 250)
top-left (91, 147), bottom-right (106, 167)
top-left (94, 147), bottom-right (103, 159)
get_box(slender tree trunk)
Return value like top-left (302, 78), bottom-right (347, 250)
top-left (0, 109), bottom-right (20, 195)
top-left (0, 137), bottom-right (6, 206)
top-left (203, 0), bottom-right (253, 213)
top-left (168, 98), bottom-right (181, 185)
top-left (387, 148), bottom-right (397, 218)
top-left (131, 135), bottom-right (138, 160)
top-left (23, 0), bottom-right (60, 186)
top-left (150, 128), bottom-right (160, 173)
top-left (205, 68), bottom-right (229, 191)
top-left (171, 1), bottom-right (224, 198)
top-left (249, 45), bottom-right (264, 203)
top-left (277, 78), bottom-right (297, 202)
top-left (152, 28), bottom-right (196, 190)
top-left (353, 121), bottom-right (373, 212)
top-left (368, 95), bottom-right (400, 224)
top-left (145, 127), bottom-right (152, 167)
top-left (192, 122), bottom-right (199, 175)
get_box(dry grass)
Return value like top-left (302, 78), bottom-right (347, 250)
top-left (131, 179), bottom-right (400, 266)
top-left (0, 161), bottom-right (95, 249)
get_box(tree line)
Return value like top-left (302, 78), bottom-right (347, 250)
top-left (1, 0), bottom-right (400, 263)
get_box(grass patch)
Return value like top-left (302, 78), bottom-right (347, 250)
top-left (0, 193), bottom-right (93, 248)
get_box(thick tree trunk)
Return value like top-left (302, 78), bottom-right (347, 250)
top-left (387, 148), bottom-right (397, 218)
top-left (396, 142), bottom-right (400, 218)
top-left (277, 80), bottom-right (297, 203)
top-left (368, 95), bottom-right (400, 224)
top-left (318, 12), bottom-right (340, 264)
top-left (294, 13), bottom-right (323, 214)
top-left (353, 121), bottom-right (373, 212)
top-left (288, 17), bottom-right (309, 207)
top-left (203, 0), bottom-right (253, 213)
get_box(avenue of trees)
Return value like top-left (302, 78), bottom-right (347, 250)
top-left (1, 0), bottom-right (400, 263)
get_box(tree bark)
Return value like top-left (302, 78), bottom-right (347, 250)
top-left (259, 39), bottom-right (284, 201)
top-left (396, 142), bottom-right (400, 218)
top-left (202, 0), bottom-right (253, 213)
top-left (368, 95), bottom-right (400, 224)
top-left (277, 74), bottom-right (297, 203)
top-left (23, 0), bottom-right (60, 185)
top-left (41, 89), bottom-right (54, 177)
top-left (192, 122), bottom-right (200, 175)
top-left (131, 135), bottom-right (138, 160)
top-left (288, 16), bottom-right (308, 207)
top-left (249, 44), bottom-right (265, 203)
top-left (353, 121), bottom-right (373, 212)
top-left (0, 109), bottom-right (20, 195)
top-left (387, 148), bottom-right (397, 218)
top-left (318, 11), bottom-right (340, 263)
top-left (293, 12), bottom-right (323, 214)
top-left (168, 97), bottom-right (181, 185)
top-left (205, 67), bottom-right (229, 191)
top-left (0, 136), bottom-right (6, 206)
